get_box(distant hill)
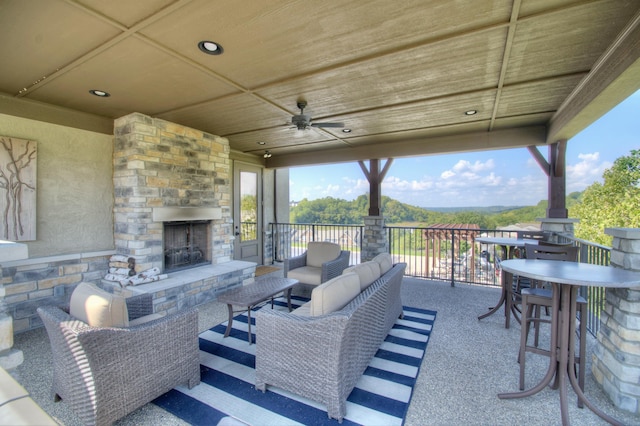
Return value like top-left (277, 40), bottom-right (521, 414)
top-left (424, 206), bottom-right (525, 213)
top-left (290, 192), bottom-right (583, 229)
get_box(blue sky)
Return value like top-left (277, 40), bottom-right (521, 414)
top-left (289, 90), bottom-right (639, 208)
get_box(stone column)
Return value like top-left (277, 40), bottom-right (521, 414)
top-left (592, 228), bottom-right (640, 414)
top-left (537, 217), bottom-right (579, 240)
top-left (361, 216), bottom-right (387, 262)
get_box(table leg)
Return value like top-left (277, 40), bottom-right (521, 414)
top-left (558, 284), bottom-right (571, 425)
top-left (564, 286), bottom-right (625, 426)
top-left (286, 288), bottom-right (293, 312)
top-left (498, 282), bottom-right (560, 400)
top-left (223, 303), bottom-right (234, 338)
top-left (247, 305), bottom-right (253, 345)
top-left (478, 269), bottom-right (511, 328)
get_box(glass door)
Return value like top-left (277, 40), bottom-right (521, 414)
top-left (233, 163), bottom-right (262, 263)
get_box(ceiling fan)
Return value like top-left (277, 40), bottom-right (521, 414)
top-left (290, 101), bottom-right (344, 131)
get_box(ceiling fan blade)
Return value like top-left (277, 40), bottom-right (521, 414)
top-left (311, 122), bottom-right (344, 128)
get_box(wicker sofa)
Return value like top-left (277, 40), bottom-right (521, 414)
top-left (37, 283), bottom-right (200, 426)
top-left (255, 255), bottom-right (406, 422)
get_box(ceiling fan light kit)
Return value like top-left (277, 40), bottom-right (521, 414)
top-left (290, 101), bottom-right (344, 131)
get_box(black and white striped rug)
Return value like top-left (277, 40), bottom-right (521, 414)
top-left (153, 296), bottom-right (436, 426)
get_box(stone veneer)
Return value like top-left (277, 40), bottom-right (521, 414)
top-left (592, 227), bottom-right (640, 414)
top-left (361, 216), bottom-right (387, 262)
top-left (113, 113), bottom-right (232, 272)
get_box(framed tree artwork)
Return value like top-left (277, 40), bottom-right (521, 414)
top-left (0, 136), bottom-right (37, 241)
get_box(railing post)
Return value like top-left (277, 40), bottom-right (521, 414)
top-left (450, 229), bottom-right (455, 287)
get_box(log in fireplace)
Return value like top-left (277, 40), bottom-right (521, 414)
top-left (163, 220), bottom-right (211, 272)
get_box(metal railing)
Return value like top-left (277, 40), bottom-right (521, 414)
top-left (268, 223), bottom-right (611, 335)
top-left (270, 223), bottom-right (363, 265)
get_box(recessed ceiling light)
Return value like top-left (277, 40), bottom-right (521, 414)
top-left (198, 40), bottom-right (223, 55)
top-left (257, 141), bottom-right (266, 145)
top-left (89, 89), bottom-right (110, 97)
top-left (342, 128), bottom-right (352, 133)
top-left (464, 110), bottom-right (477, 115)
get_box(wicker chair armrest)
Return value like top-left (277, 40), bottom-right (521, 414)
top-left (321, 250), bottom-right (351, 282)
top-left (283, 252), bottom-right (308, 277)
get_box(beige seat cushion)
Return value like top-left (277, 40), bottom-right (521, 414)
top-left (287, 266), bottom-right (323, 285)
top-left (292, 302), bottom-right (312, 317)
top-left (70, 282), bottom-right (129, 327)
top-left (343, 261), bottom-right (381, 291)
top-left (310, 272), bottom-right (360, 316)
top-left (372, 252), bottom-right (393, 274)
top-left (306, 241), bottom-right (341, 267)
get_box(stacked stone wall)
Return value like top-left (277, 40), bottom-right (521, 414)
top-left (113, 113), bottom-right (232, 271)
top-left (592, 228), bottom-right (640, 414)
top-left (1, 252), bottom-right (112, 333)
top-left (361, 216), bottom-right (387, 262)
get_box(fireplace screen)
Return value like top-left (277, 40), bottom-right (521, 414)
top-left (163, 220), bottom-right (211, 272)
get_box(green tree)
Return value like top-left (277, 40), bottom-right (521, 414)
top-left (571, 150), bottom-right (640, 246)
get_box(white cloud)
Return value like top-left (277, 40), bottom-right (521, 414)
top-left (566, 152), bottom-right (611, 192)
top-left (440, 170), bottom-right (456, 179)
top-left (452, 159), bottom-right (495, 173)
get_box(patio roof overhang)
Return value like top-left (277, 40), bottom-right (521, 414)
top-left (0, 1), bottom-right (638, 169)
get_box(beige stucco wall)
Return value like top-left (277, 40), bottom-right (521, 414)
top-left (0, 113), bottom-right (114, 257)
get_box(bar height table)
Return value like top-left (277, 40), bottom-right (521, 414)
top-left (497, 259), bottom-right (640, 426)
top-left (476, 237), bottom-right (538, 328)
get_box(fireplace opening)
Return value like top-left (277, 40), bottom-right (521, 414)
top-left (163, 220), bottom-right (211, 272)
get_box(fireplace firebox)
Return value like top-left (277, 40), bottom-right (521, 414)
top-left (163, 220), bottom-right (211, 272)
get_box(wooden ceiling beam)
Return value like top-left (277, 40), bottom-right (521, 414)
top-left (265, 125), bottom-right (547, 168)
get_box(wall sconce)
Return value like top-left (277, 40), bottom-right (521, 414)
top-left (263, 150), bottom-right (272, 158)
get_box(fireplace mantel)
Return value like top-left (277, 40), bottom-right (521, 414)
top-left (152, 207), bottom-right (222, 222)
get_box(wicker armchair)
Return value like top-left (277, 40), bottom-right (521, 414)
top-left (37, 291), bottom-right (200, 426)
top-left (284, 241), bottom-right (350, 287)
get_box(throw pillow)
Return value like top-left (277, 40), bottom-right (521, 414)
top-left (69, 282), bottom-right (129, 327)
top-left (372, 252), bottom-right (393, 274)
top-left (343, 261), bottom-right (381, 291)
top-left (310, 273), bottom-right (360, 316)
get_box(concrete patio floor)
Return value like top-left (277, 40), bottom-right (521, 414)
top-left (9, 273), bottom-right (640, 426)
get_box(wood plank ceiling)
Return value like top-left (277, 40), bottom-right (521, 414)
top-left (1, 0), bottom-right (639, 168)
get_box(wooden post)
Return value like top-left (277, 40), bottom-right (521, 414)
top-left (527, 141), bottom-right (567, 219)
top-left (358, 159), bottom-right (393, 216)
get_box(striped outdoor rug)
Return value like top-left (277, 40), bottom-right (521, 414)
top-left (153, 296), bottom-right (436, 426)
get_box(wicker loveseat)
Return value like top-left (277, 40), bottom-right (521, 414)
top-left (37, 283), bottom-right (200, 426)
top-left (255, 255), bottom-right (406, 422)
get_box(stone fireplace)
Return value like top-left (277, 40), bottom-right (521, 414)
top-left (163, 220), bottom-right (210, 272)
top-left (113, 113), bottom-right (232, 273)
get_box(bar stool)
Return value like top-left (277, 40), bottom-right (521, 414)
top-left (518, 243), bottom-right (587, 408)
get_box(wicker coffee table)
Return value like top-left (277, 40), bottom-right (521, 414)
top-left (217, 277), bottom-right (298, 344)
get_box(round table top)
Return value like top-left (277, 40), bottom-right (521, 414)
top-left (475, 237), bottom-right (539, 247)
top-left (500, 259), bottom-right (640, 288)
